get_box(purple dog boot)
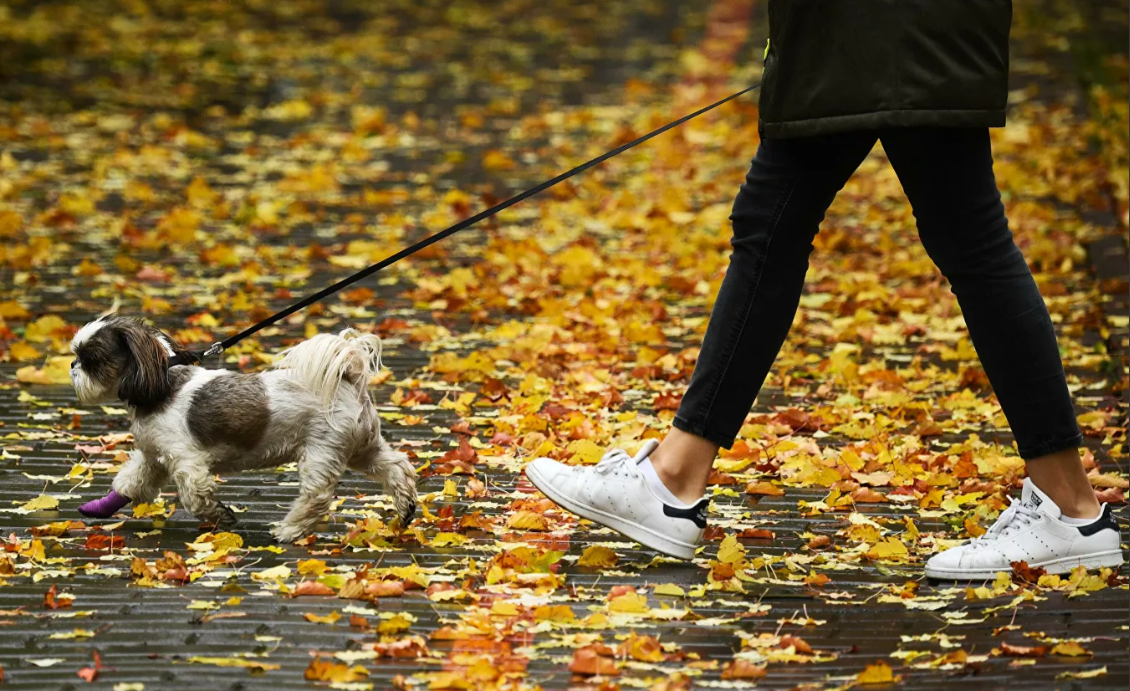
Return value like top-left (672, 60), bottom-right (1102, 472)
top-left (78, 490), bottom-right (131, 519)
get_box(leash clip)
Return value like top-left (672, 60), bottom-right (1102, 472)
top-left (203, 342), bottom-right (225, 359)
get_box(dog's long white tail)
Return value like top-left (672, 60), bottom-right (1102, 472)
top-left (271, 329), bottom-right (382, 413)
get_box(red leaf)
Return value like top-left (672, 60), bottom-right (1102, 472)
top-left (737, 528), bottom-right (775, 540)
top-left (84, 533), bottom-right (125, 551)
top-left (77, 651), bottom-right (102, 683)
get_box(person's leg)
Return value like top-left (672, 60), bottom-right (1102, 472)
top-left (880, 128), bottom-right (1099, 519)
top-left (652, 131), bottom-right (878, 504)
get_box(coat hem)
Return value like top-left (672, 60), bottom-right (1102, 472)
top-left (760, 109), bottom-right (1006, 139)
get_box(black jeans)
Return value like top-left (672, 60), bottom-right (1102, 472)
top-left (673, 128), bottom-right (1083, 460)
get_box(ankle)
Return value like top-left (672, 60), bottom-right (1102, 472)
top-left (1056, 494), bottom-right (1102, 520)
top-left (650, 449), bottom-right (709, 505)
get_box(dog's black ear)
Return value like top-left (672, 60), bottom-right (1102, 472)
top-left (116, 320), bottom-right (171, 409)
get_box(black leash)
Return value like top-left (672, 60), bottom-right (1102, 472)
top-left (171, 82), bottom-right (761, 367)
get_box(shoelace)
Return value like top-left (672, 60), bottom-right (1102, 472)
top-left (970, 497), bottom-right (1041, 549)
top-left (594, 448), bottom-right (636, 476)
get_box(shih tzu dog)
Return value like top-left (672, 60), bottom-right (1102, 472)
top-left (69, 314), bottom-right (417, 542)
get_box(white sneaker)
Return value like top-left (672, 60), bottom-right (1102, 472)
top-left (925, 478), bottom-right (1123, 580)
top-left (524, 440), bottom-right (707, 560)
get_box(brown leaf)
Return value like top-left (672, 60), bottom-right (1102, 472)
top-left (293, 580), bottom-right (336, 597)
top-left (780, 635), bottom-right (813, 654)
top-left (737, 528), bottom-right (775, 540)
top-left (807, 535), bottom-right (831, 549)
top-left (850, 487), bottom-right (886, 503)
top-left (44, 584), bottom-right (71, 610)
top-left (365, 580), bottom-right (405, 598)
top-left (1010, 561), bottom-right (1047, 584)
top-left (745, 481), bottom-right (785, 496)
top-left (304, 657), bottom-right (368, 683)
top-left (721, 659), bottom-right (767, 680)
top-left (568, 646), bottom-right (620, 676)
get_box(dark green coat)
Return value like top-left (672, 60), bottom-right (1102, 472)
top-left (759, 0), bottom-right (1012, 138)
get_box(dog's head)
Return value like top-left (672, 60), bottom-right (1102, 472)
top-left (70, 315), bottom-right (179, 409)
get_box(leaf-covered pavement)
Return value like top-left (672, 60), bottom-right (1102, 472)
top-left (1, 0), bottom-right (1127, 689)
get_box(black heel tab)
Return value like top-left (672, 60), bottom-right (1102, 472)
top-left (1076, 504), bottom-right (1119, 537)
top-left (662, 498), bottom-right (709, 529)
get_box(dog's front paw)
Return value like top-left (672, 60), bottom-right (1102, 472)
top-left (270, 522), bottom-right (311, 544)
top-left (215, 502), bottom-right (239, 529)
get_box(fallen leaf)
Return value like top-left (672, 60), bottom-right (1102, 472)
top-left (856, 661), bottom-right (900, 685)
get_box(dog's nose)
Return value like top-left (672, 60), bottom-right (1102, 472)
top-left (71, 359), bottom-right (79, 370)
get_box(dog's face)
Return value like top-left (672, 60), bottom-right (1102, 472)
top-left (70, 315), bottom-right (176, 409)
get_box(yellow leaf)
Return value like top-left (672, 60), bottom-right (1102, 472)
top-left (377, 612), bottom-right (413, 634)
top-left (577, 545), bottom-right (619, 568)
top-left (1057, 666), bottom-right (1106, 680)
top-left (564, 439), bottom-right (605, 465)
top-left (24, 315), bottom-right (67, 343)
top-left (857, 661), bottom-right (899, 685)
top-left (73, 258), bottom-right (102, 276)
top-left (8, 341), bottom-right (41, 362)
top-left (430, 532), bottom-right (468, 547)
top-left (190, 532), bottom-right (244, 552)
top-left (251, 565), bottom-right (291, 582)
top-left (48, 629), bottom-right (96, 639)
top-left (505, 510), bottom-right (549, 531)
top-left (533, 604), bottom-right (575, 623)
top-left (297, 559), bottom-right (328, 576)
top-left (608, 592), bottom-right (649, 614)
top-left (652, 583), bottom-right (686, 597)
top-left (156, 207), bottom-right (200, 244)
top-left (16, 357), bottom-right (73, 385)
top-left (490, 600), bottom-right (520, 617)
top-left (0, 300), bottom-right (31, 319)
top-left (866, 537), bottom-right (909, 560)
top-left (717, 535), bottom-right (747, 565)
top-left (187, 656), bottom-right (280, 672)
top-left (133, 499), bottom-right (174, 518)
top-left (0, 209), bottom-right (22, 238)
top-left (482, 149), bottom-right (516, 171)
top-left (1050, 642), bottom-right (1091, 657)
top-left (304, 611), bottom-right (341, 625)
top-left (21, 494), bottom-right (59, 512)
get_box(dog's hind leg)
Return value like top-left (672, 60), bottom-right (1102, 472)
top-left (272, 441), bottom-right (345, 543)
top-left (171, 455), bottom-right (236, 529)
top-left (112, 450), bottom-right (168, 504)
top-left (349, 435), bottom-right (417, 527)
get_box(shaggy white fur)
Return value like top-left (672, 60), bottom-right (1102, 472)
top-left (71, 320), bottom-right (417, 542)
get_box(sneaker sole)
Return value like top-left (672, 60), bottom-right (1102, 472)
top-left (925, 550), bottom-right (1125, 581)
top-left (525, 463), bottom-right (698, 560)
